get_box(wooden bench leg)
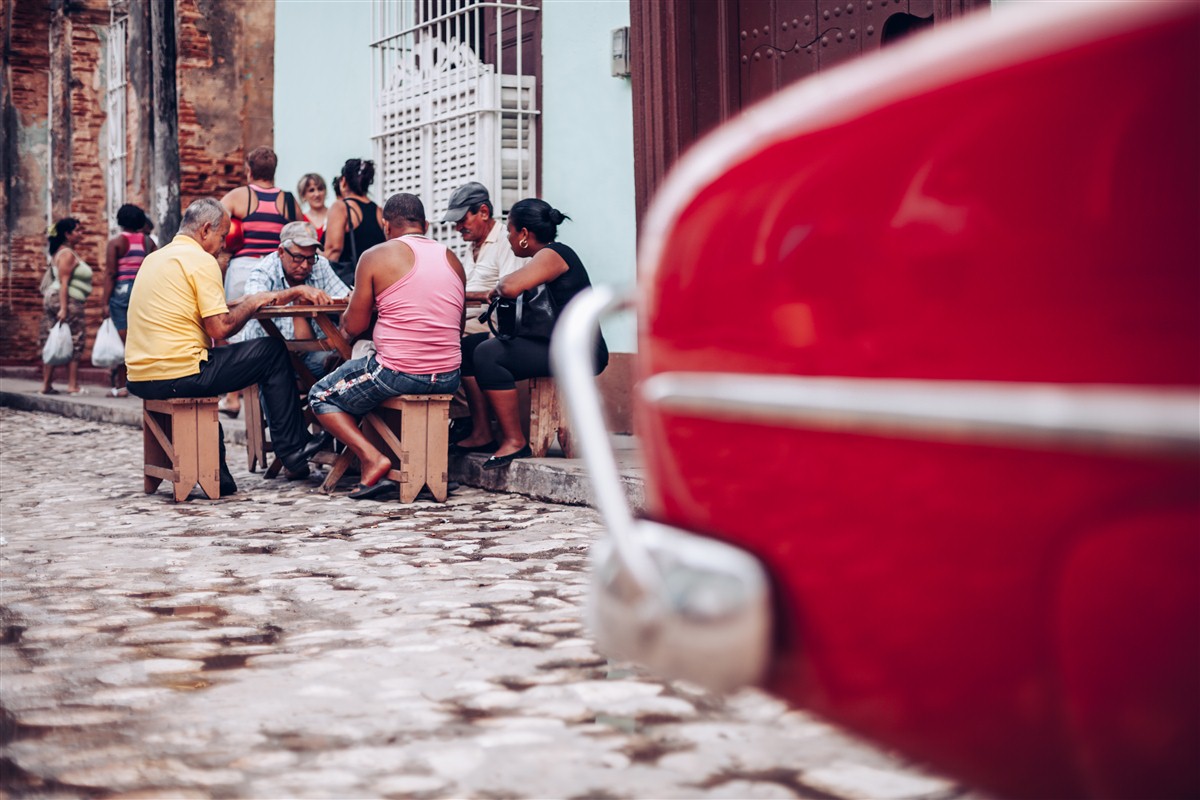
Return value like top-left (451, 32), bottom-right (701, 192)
top-left (196, 402), bottom-right (221, 500)
top-left (171, 404), bottom-right (200, 502)
top-left (143, 408), bottom-right (172, 495)
top-left (528, 377), bottom-right (572, 458)
top-left (424, 396), bottom-right (450, 501)
top-left (244, 383), bottom-right (270, 472)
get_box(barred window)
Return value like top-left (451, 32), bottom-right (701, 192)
top-left (105, 13), bottom-right (128, 234)
top-left (372, 0), bottom-right (540, 254)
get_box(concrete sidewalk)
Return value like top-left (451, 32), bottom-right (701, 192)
top-left (0, 375), bottom-right (644, 511)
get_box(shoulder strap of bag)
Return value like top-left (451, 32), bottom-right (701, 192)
top-left (284, 191), bottom-right (297, 221)
top-left (345, 200), bottom-right (358, 264)
top-left (483, 296), bottom-right (518, 341)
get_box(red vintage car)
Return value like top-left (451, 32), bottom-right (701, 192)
top-left (553, 2), bottom-right (1199, 798)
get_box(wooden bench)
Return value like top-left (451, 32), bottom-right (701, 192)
top-left (527, 377), bottom-right (574, 458)
top-left (143, 397), bottom-right (221, 502)
top-left (320, 394), bottom-right (454, 503)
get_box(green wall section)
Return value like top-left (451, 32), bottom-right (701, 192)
top-left (274, 0), bottom-right (376, 208)
top-left (541, 0), bottom-right (636, 352)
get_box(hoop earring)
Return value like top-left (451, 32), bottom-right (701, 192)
top-left (519, 237), bottom-right (528, 248)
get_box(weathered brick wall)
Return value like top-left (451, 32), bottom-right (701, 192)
top-left (2, 0), bottom-right (275, 367)
top-left (177, 0), bottom-right (274, 208)
top-left (1, 0), bottom-right (109, 365)
top-left (69, 9), bottom-right (112, 363)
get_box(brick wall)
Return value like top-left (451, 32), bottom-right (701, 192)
top-left (1, 0), bottom-right (275, 368)
top-left (69, 10), bottom-right (111, 363)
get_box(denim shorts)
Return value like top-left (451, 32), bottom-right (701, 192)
top-left (108, 281), bottom-right (133, 330)
top-left (308, 354), bottom-right (460, 416)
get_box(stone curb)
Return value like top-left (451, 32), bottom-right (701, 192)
top-left (0, 383), bottom-right (644, 511)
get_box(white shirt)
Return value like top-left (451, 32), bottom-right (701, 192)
top-left (463, 219), bottom-right (526, 292)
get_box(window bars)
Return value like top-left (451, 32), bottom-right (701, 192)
top-left (106, 14), bottom-right (128, 235)
top-left (371, 0), bottom-right (539, 253)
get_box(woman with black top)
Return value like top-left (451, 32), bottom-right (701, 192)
top-left (454, 198), bottom-right (608, 469)
top-left (323, 158), bottom-right (386, 286)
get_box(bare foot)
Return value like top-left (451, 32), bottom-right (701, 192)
top-left (360, 452), bottom-right (393, 486)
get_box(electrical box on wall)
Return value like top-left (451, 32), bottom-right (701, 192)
top-left (611, 26), bottom-right (631, 78)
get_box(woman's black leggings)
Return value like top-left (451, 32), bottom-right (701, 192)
top-left (462, 332), bottom-right (608, 391)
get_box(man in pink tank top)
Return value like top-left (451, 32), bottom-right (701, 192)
top-left (306, 193), bottom-right (467, 500)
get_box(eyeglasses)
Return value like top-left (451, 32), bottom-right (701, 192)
top-left (283, 248), bottom-right (316, 265)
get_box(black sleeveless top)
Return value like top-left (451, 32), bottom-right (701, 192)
top-left (545, 242), bottom-right (608, 368)
top-left (344, 198), bottom-right (386, 263)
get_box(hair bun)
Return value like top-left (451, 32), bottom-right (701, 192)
top-left (549, 209), bottom-right (566, 225)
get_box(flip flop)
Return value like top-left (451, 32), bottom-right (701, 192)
top-left (348, 479), bottom-right (398, 500)
top-left (39, 388), bottom-right (60, 395)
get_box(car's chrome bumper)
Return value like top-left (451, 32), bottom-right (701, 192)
top-left (551, 287), bottom-right (773, 692)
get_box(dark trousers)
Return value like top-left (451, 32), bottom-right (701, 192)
top-left (128, 337), bottom-right (311, 473)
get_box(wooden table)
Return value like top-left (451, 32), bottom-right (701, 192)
top-left (243, 301), bottom-right (351, 475)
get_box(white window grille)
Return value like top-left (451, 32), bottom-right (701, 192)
top-left (371, 0), bottom-right (539, 253)
top-left (105, 13), bottom-right (128, 234)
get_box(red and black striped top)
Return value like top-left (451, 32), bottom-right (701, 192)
top-left (116, 232), bottom-right (147, 282)
top-left (233, 185), bottom-right (290, 259)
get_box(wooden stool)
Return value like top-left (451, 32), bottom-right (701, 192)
top-left (143, 397), bottom-right (221, 502)
top-left (243, 383), bottom-right (272, 472)
top-left (320, 394), bottom-right (453, 503)
top-left (527, 377), bottom-right (574, 458)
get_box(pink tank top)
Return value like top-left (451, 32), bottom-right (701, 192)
top-left (372, 235), bottom-right (464, 375)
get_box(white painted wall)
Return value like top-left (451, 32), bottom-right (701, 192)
top-left (274, 0), bottom-right (376, 210)
top-left (541, 0), bottom-right (636, 352)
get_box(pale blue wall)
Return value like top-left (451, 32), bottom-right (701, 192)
top-left (274, 1), bottom-right (375, 208)
top-left (541, 0), bottom-right (636, 352)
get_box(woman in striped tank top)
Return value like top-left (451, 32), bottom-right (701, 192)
top-left (102, 204), bottom-right (156, 397)
top-left (219, 146), bottom-right (302, 301)
top-left (217, 146), bottom-right (302, 417)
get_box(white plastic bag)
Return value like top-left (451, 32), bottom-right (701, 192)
top-left (42, 321), bottom-right (73, 365)
top-left (91, 317), bottom-right (124, 368)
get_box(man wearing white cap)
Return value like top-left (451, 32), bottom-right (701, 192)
top-left (233, 220), bottom-right (350, 378)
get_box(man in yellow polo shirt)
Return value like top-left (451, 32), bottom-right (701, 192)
top-left (125, 198), bottom-right (331, 497)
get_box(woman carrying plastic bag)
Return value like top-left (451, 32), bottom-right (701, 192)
top-left (39, 217), bottom-right (93, 395)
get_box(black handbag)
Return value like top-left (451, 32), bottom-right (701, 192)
top-left (481, 284), bottom-right (557, 341)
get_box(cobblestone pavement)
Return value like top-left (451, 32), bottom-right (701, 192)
top-left (1, 408), bottom-right (976, 800)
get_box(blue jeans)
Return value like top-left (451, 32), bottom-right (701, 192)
top-left (108, 281), bottom-right (133, 330)
top-left (308, 354), bottom-right (460, 416)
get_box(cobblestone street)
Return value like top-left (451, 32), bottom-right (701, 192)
top-left (1, 408), bottom-right (970, 799)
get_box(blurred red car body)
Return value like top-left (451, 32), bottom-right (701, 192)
top-left (558, 3), bottom-right (1199, 798)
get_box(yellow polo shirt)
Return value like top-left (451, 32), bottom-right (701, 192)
top-left (125, 234), bottom-right (229, 382)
